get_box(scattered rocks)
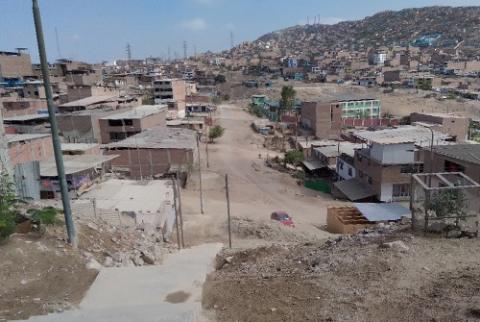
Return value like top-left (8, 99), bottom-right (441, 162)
top-left (379, 240), bottom-right (410, 253)
top-left (86, 258), bottom-right (102, 270)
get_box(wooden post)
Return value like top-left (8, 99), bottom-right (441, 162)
top-left (172, 178), bottom-right (181, 249)
top-left (176, 170), bottom-right (185, 248)
top-left (225, 174), bottom-right (232, 248)
top-left (197, 135), bottom-right (204, 214)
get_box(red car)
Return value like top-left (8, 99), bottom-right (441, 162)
top-left (270, 211), bottom-right (295, 227)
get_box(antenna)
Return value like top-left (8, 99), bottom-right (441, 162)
top-left (183, 40), bottom-right (187, 60)
top-left (194, 44), bottom-right (197, 58)
top-left (55, 27), bottom-right (62, 59)
top-left (168, 46), bottom-right (171, 62)
top-left (230, 31), bottom-right (234, 49)
top-left (126, 43), bottom-right (132, 61)
top-left (307, 16), bottom-right (309, 25)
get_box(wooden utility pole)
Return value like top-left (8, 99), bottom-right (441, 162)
top-left (205, 140), bottom-right (210, 168)
top-left (197, 135), bottom-right (204, 214)
top-left (172, 178), bottom-right (182, 249)
top-left (176, 171), bottom-right (185, 248)
top-left (225, 174), bottom-right (232, 249)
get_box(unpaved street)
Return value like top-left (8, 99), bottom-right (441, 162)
top-left (181, 103), bottom-right (344, 246)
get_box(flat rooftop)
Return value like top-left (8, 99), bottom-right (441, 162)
top-left (354, 125), bottom-right (452, 146)
top-left (40, 154), bottom-right (118, 177)
top-left (411, 112), bottom-right (468, 119)
top-left (314, 142), bottom-right (363, 158)
top-left (3, 114), bottom-right (49, 122)
top-left (105, 126), bottom-right (196, 150)
top-left (100, 105), bottom-right (166, 120)
top-left (80, 179), bottom-right (172, 214)
top-left (59, 95), bottom-right (118, 108)
top-left (6, 133), bottom-right (50, 144)
top-left (432, 144), bottom-right (480, 165)
top-left (61, 143), bottom-right (99, 152)
top-left (306, 93), bottom-right (377, 104)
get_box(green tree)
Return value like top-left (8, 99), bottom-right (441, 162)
top-left (214, 74), bottom-right (226, 84)
top-left (208, 125), bottom-right (225, 143)
top-left (284, 150), bottom-right (304, 167)
top-left (280, 85), bottom-right (296, 118)
top-left (0, 172), bottom-right (20, 241)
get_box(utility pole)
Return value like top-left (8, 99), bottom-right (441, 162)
top-left (230, 31), bottom-right (234, 49)
top-left (176, 170), bottom-right (185, 248)
top-left (172, 178), bottom-right (181, 249)
top-left (167, 46), bottom-right (171, 62)
top-left (183, 41), bottom-right (187, 60)
top-left (32, 0), bottom-right (76, 246)
top-left (197, 134), bottom-right (204, 214)
top-left (193, 44), bottom-right (197, 58)
top-left (225, 174), bottom-right (232, 249)
top-left (205, 140), bottom-right (210, 168)
top-left (0, 110), bottom-right (14, 184)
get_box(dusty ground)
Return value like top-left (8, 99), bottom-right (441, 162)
top-left (180, 103), bottom-right (345, 248)
top-left (0, 215), bottom-right (174, 321)
top-left (223, 76), bottom-right (480, 119)
top-left (203, 225), bottom-right (480, 322)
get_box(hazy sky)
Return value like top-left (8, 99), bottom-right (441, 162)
top-left (1, 0), bottom-right (480, 63)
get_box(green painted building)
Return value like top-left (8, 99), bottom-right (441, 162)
top-left (339, 98), bottom-right (381, 119)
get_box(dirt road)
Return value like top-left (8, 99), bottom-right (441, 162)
top-left (181, 103), bottom-right (343, 246)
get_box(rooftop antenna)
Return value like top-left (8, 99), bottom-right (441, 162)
top-left (168, 46), bottom-right (171, 62)
top-left (54, 26), bottom-right (62, 59)
top-left (194, 44), bottom-right (197, 58)
top-left (230, 31), bottom-right (234, 49)
top-left (183, 40), bottom-right (187, 60)
top-left (307, 16), bottom-right (309, 25)
top-left (313, 16), bottom-right (317, 25)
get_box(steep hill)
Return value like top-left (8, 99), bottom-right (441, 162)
top-left (255, 6), bottom-right (480, 52)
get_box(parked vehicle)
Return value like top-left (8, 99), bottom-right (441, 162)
top-left (270, 211), bottom-right (295, 227)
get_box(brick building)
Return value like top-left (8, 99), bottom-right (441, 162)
top-left (300, 101), bottom-right (342, 139)
top-left (103, 127), bottom-right (197, 179)
top-left (0, 50), bottom-right (33, 78)
top-left (7, 133), bottom-right (53, 167)
top-left (153, 79), bottom-right (186, 119)
top-left (410, 112), bottom-right (470, 142)
top-left (98, 105), bottom-right (167, 144)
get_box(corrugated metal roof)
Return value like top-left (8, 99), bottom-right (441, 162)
top-left (432, 144), bottom-right (480, 165)
top-left (40, 154), bottom-right (119, 176)
top-left (59, 95), bottom-right (118, 108)
top-left (104, 127), bottom-right (196, 150)
top-left (3, 114), bottom-right (49, 122)
top-left (333, 179), bottom-right (376, 201)
top-left (100, 105), bottom-right (166, 120)
top-left (314, 142), bottom-right (363, 158)
top-left (354, 203), bottom-right (411, 221)
top-left (302, 160), bottom-right (326, 171)
top-left (354, 125), bottom-right (452, 146)
top-left (6, 133), bottom-right (50, 144)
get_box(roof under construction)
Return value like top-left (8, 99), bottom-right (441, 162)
top-left (100, 105), bottom-right (166, 120)
top-left (59, 95), bottom-right (118, 108)
top-left (354, 125), bottom-right (452, 146)
top-left (40, 154), bottom-right (118, 177)
top-left (104, 127), bottom-right (197, 150)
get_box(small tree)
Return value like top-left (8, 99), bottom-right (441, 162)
top-left (284, 150), bottom-right (304, 167)
top-left (280, 85), bottom-right (296, 118)
top-left (214, 74), bottom-right (226, 84)
top-left (208, 125), bottom-right (225, 143)
top-left (0, 172), bottom-right (20, 241)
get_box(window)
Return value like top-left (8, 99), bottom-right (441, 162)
top-left (339, 161), bottom-right (344, 170)
top-left (393, 184), bottom-right (410, 198)
top-left (348, 168), bottom-right (353, 176)
top-left (108, 119), bottom-right (133, 126)
top-left (400, 164), bottom-right (424, 174)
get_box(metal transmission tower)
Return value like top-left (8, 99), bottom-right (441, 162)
top-left (230, 31), bottom-right (234, 49)
top-left (183, 41), bottom-right (187, 60)
top-left (54, 27), bottom-right (62, 59)
top-left (126, 42), bottom-right (132, 61)
top-left (32, 0), bottom-right (77, 246)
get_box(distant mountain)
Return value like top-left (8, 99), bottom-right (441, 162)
top-left (253, 6), bottom-right (480, 52)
